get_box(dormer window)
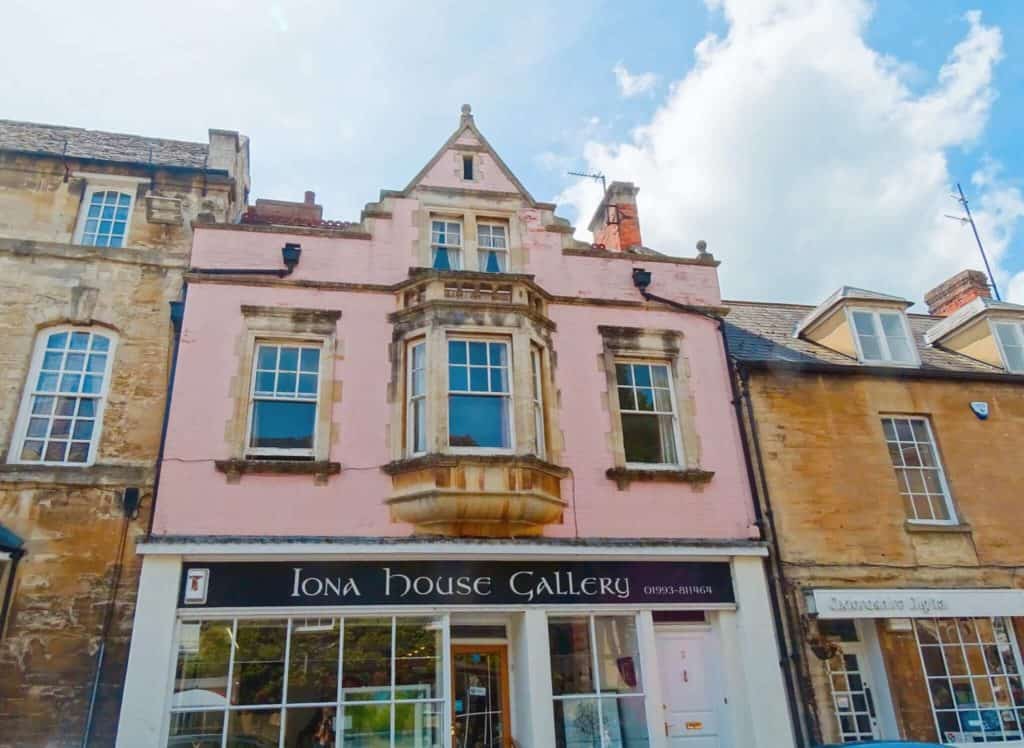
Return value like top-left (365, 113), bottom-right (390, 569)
top-left (478, 222), bottom-right (507, 273)
top-left (993, 322), bottom-right (1024, 372)
top-left (431, 219), bottom-right (462, 270)
top-left (850, 309), bottom-right (915, 364)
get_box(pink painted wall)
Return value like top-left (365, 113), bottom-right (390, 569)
top-left (155, 193), bottom-right (754, 539)
top-left (417, 147), bottom-right (520, 193)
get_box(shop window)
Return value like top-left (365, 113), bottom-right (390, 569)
top-left (850, 309), bottom-right (916, 365)
top-left (914, 617), bottom-right (1024, 744)
top-left (881, 416), bottom-right (957, 524)
top-left (993, 322), bottom-right (1024, 372)
top-left (75, 188), bottom-right (133, 248)
top-left (531, 345), bottom-right (546, 459)
top-left (10, 327), bottom-right (115, 466)
top-left (448, 338), bottom-right (511, 450)
top-left (168, 616), bottom-right (445, 747)
top-left (431, 219), bottom-right (462, 271)
top-left (616, 361), bottom-right (681, 466)
top-left (548, 615), bottom-right (649, 747)
top-left (406, 341), bottom-right (427, 455)
top-left (247, 342), bottom-right (322, 458)
top-left (478, 222), bottom-right (508, 273)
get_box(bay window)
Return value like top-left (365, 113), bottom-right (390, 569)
top-left (531, 346), bottom-right (546, 458)
top-left (448, 338), bottom-right (511, 450)
top-left (548, 615), bottom-right (649, 747)
top-left (407, 341), bottom-right (427, 455)
top-left (248, 342), bottom-right (322, 457)
top-left (10, 327), bottom-right (115, 466)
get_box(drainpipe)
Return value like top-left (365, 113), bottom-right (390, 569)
top-left (630, 268), bottom-right (807, 747)
top-left (148, 290), bottom-right (187, 537)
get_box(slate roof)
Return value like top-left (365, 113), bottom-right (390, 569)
top-left (0, 119), bottom-right (210, 171)
top-left (724, 300), bottom-right (1010, 375)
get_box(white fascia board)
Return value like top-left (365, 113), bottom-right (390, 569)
top-left (136, 540), bottom-right (768, 560)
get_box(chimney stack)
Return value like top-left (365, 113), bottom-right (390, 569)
top-left (925, 269), bottom-right (992, 317)
top-left (589, 181), bottom-right (642, 252)
top-left (244, 191), bottom-right (323, 226)
top-left (304, 190), bottom-right (316, 206)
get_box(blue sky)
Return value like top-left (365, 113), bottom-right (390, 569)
top-left (3, 0), bottom-right (1022, 305)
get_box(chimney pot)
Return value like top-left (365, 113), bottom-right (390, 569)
top-left (925, 269), bottom-right (991, 316)
top-left (304, 191), bottom-right (315, 205)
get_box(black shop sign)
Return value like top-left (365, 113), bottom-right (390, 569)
top-left (179, 560), bottom-right (735, 608)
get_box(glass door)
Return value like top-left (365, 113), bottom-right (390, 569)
top-left (451, 645), bottom-right (511, 748)
top-left (827, 642), bottom-right (881, 743)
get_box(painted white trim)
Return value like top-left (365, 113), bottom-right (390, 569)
top-left (446, 335), bottom-right (515, 451)
top-left (808, 588), bottom-right (1024, 619)
top-left (136, 541), bottom-right (768, 558)
top-left (858, 619), bottom-right (899, 741)
top-left (991, 318), bottom-right (1024, 373)
top-left (72, 183), bottom-right (138, 247)
top-left (7, 326), bottom-right (118, 467)
top-left (846, 306), bottom-right (921, 367)
top-left (881, 414), bottom-right (959, 524)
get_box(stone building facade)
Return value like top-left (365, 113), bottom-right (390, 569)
top-left (726, 272), bottom-right (1024, 746)
top-left (116, 106), bottom-right (795, 748)
top-left (0, 120), bottom-right (249, 747)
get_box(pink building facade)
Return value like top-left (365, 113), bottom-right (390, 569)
top-left (118, 108), bottom-right (795, 748)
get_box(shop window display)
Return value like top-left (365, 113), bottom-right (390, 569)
top-left (169, 616), bottom-right (444, 747)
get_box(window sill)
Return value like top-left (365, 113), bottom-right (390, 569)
top-left (606, 466), bottom-right (714, 491)
top-left (0, 462), bottom-right (151, 486)
top-left (214, 459), bottom-right (341, 485)
top-left (904, 520), bottom-right (972, 535)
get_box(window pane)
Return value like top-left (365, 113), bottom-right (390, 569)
top-left (432, 247), bottom-right (451, 270)
top-left (173, 620), bottom-right (231, 709)
top-left (651, 366), bottom-right (670, 388)
top-left (469, 367), bottom-right (489, 392)
top-left (32, 396), bottom-right (55, 415)
top-left (227, 709), bottom-right (281, 746)
top-left (343, 703), bottom-right (390, 745)
top-left (288, 618), bottom-right (339, 704)
top-left (342, 618), bottom-right (392, 702)
top-left (412, 400), bottom-right (426, 453)
top-left (395, 701), bottom-right (443, 747)
top-left (549, 618), bottom-right (594, 695)
top-left (250, 401), bottom-right (315, 450)
top-left (167, 710), bottom-right (224, 747)
top-left (489, 343), bottom-right (507, 367)
top-left (887, 337), bottom-right (914, 362)
top-left (469, 342), bottom-right (487, 365)
top-left (70, 332), bottom-right (89, 350)
top-left (623, 414), bottom-right (675, 464)
top-left (594, 617), bottom-right (644, 695)
top-left (284, 707), bottom-right (335, 747)
top-left (449, 366), bottom-right (468, 391)
top-left (395, 619), bottom-right (442, 700)
top-left (449, 395), bottom-right (509, 448)
top-left (20, 441), bottom-right (43, 461)
top-left (553, 697), bottom-right (602, 748)
top-left (615, 364), bottom-right (632, 386)
top-left (449, 340), bottom-right (467, 364)
top-left (605, 695), bottom-right (651, 747)
top-left (91, 335), bottom-right (110, 352)
top-left (300, 348), bottom-right (320, 373)
top-left (279, 347), bottom-right (299, 371)
top-left (257, 346), bottom-right (278, 369)
top-left (233, 620), bottom-right (287, 705)
top-left (633, 365), bottom-right (651, 387)
top-left (852, 311), bottom-right (876, 336)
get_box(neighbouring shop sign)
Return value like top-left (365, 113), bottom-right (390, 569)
top-left (178, 560), bottom-right (735, 608)
top-left (808, 588), bottom-right (1024, 619)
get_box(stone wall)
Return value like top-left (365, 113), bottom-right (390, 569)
top-left (0, 147), bottom-right (241, 746)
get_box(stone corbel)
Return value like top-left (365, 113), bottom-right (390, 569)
top-left (145, 194), bottom-right (184, 225)
top-left (605, 466), bottom-right (714, 491)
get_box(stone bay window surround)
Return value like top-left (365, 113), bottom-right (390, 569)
top-left (119, 106), bottom-right (794, 748)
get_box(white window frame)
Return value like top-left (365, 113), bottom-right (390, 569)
top-left (991, 320), bottom-right (1024, 373)
top-left (406, 340), bottom-right (427, 456)
top-left (430, 218), bottom-right (463, 271)
top-left (446, 336), bottom-right (514, 454)
top-left (71, 173), bottom-right (146, 248)
top-left (531, 346), bottom-right (546, 459)
top-left (8, 325), bottom-right (117, 467)
top-left (244, 339), bottom-right (325, 459)
top-left (615, 358), bottom-right (684, 469)
top-left (477, 221), bottom-right (508, 273)
top-left (847, 308), bottom-right (920, 367)
top-left (881, 415), bottom-right (958, 526)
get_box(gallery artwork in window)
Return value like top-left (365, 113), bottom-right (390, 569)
top-left (548, 615), bottom-right (649, 748)
top-left (615, 361), bottom-right (680, 466)
top-left (78, 189), bottom-right (132, 248)
top-left (850, 309), bottom-right (916, 364)
top-left (881, 416), bottom-right (957, 524)
top-left (12, 328), bottom-right (115, 465)
top-left (448, 339), bottom-right (511, 449)
top-left (431, 219), bottom-right (462, 271)
top-left (248, 342), bottom-right (321, 456)
top-left (478, 223), bottom-right (508, 273)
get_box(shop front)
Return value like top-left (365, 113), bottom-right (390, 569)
top-left (806, 587), bottom-right (1024, 746)
top-left (116, 543), bottom-right (793, 748)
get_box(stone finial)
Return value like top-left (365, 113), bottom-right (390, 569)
top-left (460, 104), bottom-right (473, 125)
top-left (696, 239), bottom-right (715, 264)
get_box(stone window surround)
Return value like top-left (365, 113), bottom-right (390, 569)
top-left (70, 172), bottom-right (148, 248)
top-left (417, 205), bottom-right (522, 273)
top-left (219, 305), bottom-right (341, 481)
top-left (6, 323), bottom-right (119, 469)
top-left (454, 149), bottom-right (485, 184)
top-left (598, 325), bottom-right (710, 489)
top-left (390, 319), bottom-right (554, 463)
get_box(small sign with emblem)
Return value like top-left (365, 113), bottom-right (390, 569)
top-left (184, 568), bottom-right (209, 605)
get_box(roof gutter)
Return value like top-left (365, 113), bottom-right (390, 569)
top-left (736, 357), bottom-right (1023, 384)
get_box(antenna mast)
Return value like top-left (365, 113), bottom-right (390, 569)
top-left (944, 182), bottom-right (1001, 301)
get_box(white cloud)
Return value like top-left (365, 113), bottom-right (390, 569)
top-left (612, 63), bottom-right (659, 98)
top-left (562, 1), bottom-right (1021, 306)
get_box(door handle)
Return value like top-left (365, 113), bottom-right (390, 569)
top-left (864, 686), bottom-right (876, 718)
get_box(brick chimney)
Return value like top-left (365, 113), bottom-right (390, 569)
top-left (925, 269), bottom-right (992, 317)
top-left (243, 191), bottom-right (323, 226)
top-left (588, 181), bottom-right (642, 252)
